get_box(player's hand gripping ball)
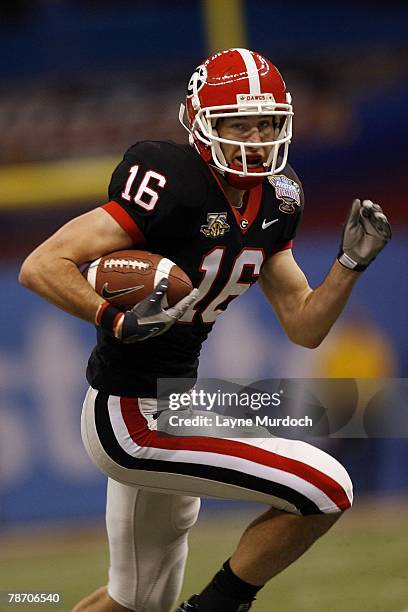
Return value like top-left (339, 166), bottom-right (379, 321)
top-left (84, 250), bottom-right (199, 342)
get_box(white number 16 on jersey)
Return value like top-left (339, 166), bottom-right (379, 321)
top-left (181, 247), bottom-right (265, 324)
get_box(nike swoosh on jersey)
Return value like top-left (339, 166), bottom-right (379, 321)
top-left (262, 218), bottom-right (279, 229)
top-left (101, 283), bottom-right (145, 299)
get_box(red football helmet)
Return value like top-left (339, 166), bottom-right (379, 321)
top-left (179, 48), bottom-right (293, 188)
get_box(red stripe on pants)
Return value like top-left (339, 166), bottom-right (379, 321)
top-left (118, 397), bottom-right (351, 511)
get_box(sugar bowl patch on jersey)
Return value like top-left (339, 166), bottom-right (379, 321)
top-left (268, 174), bottom-right (302, 214)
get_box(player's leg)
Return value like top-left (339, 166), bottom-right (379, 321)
top-left (230, 505), bottom-right (340, 584)
top-left (176, 433), bottom-right (352, 610)
top-left (107, 481), bottom-right (200, 611)
top-left (78, 388), bottom-right (201, 611)
top-left (82, 388), bottom-right (353, 611)
top-left (177, 509), bottom-right (341, 611)
top-left (176, 435), bottom-right (351, 610)
top-left (73, 481), bottom-right (200, 612)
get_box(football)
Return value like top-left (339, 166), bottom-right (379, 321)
top-left (84, 250), bottom-right (193, 310)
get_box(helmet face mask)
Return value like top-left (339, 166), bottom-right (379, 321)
top-left (194, 103), bottom-right (293, 176)
top-left (179, 48), bottom-right (293, 187)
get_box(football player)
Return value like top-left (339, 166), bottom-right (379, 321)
top-left (19, 48), bottom-right (391, 612)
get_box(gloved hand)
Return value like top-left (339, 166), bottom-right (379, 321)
top-left (96, 278), bottom-right (199, 342)
top-left (337, 199), bottom-right (391, 271)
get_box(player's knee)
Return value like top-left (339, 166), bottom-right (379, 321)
top-left (310, 443), bottom-right (354, 514)
top-left (171, 495), bottom-right (201, 535)
top-left (301, 448), bottom-right (354, 515)
top-left (343, 477), bottom-right (353, 509)
top-left (323, 460), bottom-right (354, 514)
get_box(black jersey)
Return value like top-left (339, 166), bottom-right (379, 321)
top-left (86, 141), bottom-right (304, 396)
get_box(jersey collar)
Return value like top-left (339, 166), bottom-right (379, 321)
top-left (209, 166), bottom-right (263, 234)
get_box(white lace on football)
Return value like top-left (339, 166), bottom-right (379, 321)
top-left (103, 259), bottom-right (151, 271)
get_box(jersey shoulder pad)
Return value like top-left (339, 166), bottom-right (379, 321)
top-left (109, 141), bottom-right (208, 209)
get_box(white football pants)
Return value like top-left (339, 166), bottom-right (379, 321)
top-left (81, 387), bottom-right (353, 611)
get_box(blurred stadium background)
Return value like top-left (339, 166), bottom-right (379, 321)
top-left (0, 1), bottom-right (407, 610)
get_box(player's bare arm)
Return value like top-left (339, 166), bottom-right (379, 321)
top-left (259, 249), bottom-right (360, 348)
top-left (19, 207), bottom-right (199, 342)
top-left (19, 207), bottom-right (133, 323)
top-left (260, 198), bottom-right (391, 348)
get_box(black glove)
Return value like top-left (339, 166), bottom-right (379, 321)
top-left (337, 199), bottom-right (391, 271)
top-left (96, 278), bottom-right (199, 343)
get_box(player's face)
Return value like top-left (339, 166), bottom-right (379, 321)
top-left (217, 115), bottom-right (282, 169)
